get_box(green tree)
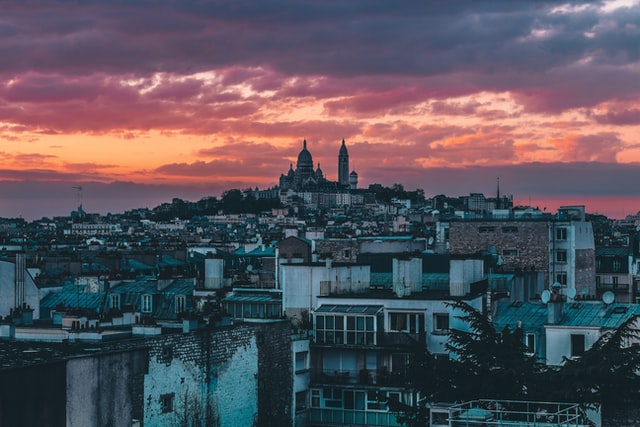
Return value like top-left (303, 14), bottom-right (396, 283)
top-left (393, 301), bottom-right (640, 425)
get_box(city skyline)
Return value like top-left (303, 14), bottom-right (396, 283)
top-left (1, 1), bottom-right (640, 219)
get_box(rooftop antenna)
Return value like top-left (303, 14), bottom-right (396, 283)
top-left (496, 177), bottom-right (501, 209)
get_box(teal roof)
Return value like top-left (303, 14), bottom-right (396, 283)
top-left (247, 246), bottom-right (276, 256)
top-left (122, 258), bottom-right (154, 271)
top-left (493, 300), bottom-right (640, 332)
top-left (359, 235), bottom-right (413, 241)
top-left (315, 304), bottom-right (383, 315)
top-left (157, 255), bottom-right (185, 267)
top-left (223, 293), bottom-right (281, 303)
top-left (40, 284), bottom-right (104, 312)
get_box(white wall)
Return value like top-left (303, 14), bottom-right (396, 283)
top-left (544, 326), bottom-right (601, 366)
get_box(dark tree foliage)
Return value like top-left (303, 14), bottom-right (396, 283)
top-left (444, 301), bottom-right (542, 402)
top-left (393, 301), bottom-right (640, 425)
top-left (541, 313), bottom-right (640, 418)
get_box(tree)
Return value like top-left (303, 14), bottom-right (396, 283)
top-left (443, 301), bottom-right (542, 402)
top-left (393, 301), bottom-right (640, 425)
top-left (541, 313), bottom-right (640, 419)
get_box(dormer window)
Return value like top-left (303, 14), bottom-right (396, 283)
top-left (175, 295), bottom-right (186, 314)
top-left (142, 294), bottom-right (152, 313)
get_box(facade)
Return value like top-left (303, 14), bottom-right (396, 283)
top-left (0, 255), bottom-right (40, 320)
top-left (447, 212), bottom-right (596, 299)
top-left (0, 322), bottom-right (293, 427)
top-left (493, 299), bottom-right (640, 366)
top-left (595, 246), bottom-right (634, 303)
top-left (279, 139), bottom-right (357, 193)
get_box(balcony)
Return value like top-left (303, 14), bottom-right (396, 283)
top-left (596, 282), bottom-right (629, 291)
top-left (311, 368), bottom-right (412, 387)
top-left (312, 331), bottom-right (423, 349)
top-left (310, 408), bottom-right (401, 426)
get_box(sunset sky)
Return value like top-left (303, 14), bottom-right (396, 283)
top-left (1, 0), bottom-right (640, 220)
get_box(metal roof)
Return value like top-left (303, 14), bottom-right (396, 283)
top-left (493, 300), bottom-right (640, 332)
top-left (314, 304), bottom-right (383, 315)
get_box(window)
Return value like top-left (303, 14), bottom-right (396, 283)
top-left (434, 313), bottom-right (449, 333)
top-left (111, 294), bottom-right (120, 310)
top-left (556, 272), bottom-right (567, 286)
top-left (175, 295), bottom-right (186, 314)
top-left (556, 227), bottom-right (567, 240)
top-left (502, 249), bottom-right (518, 257)
top-left (323, 387), bottom-right (342, 408)
top-left (525, 334), bottom-right (535, 354)
top-left (343, 390), bottom-right (365, 410)
top-left (389, 312), bottom-right (424, 334)
top-left (478, 226), bottom-right (495, 233)
top-left (160, 393), bottom-right (174, 413)
top-left (571, 334), bottom-right (585, 357)
top-left (613, 260), bottom-right (622, 272)
top-left (612, 276), bottom-right (619, 286)
top-left (295, 351), bottom-right (308, 373)
top-left (502, 226), bottom-right (518, 233)
top-left (295, 390), bottom-right (308, 412)
top-left (556, 250), bottom-right (567, 263)
top-left (141, 294), bottom-right (152, 313)
top-left (343, 249), bottom-right (351, 259)
top-left (315, 315), bottom-right (344, 344)
top-left (346, 315), bottom-right (375, 345)
top-left (311, 389), bottom-right (320, 408)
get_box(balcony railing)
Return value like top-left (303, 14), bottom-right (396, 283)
top-left (310, 408), bottom-right (401, 427)
top-left (311, 368), bottom-right (412, 387)
top-left (312, 331), bottom-right (424, 348)
top-left (596, 282), bottom-right (629, 291)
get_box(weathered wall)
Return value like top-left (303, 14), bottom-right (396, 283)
top-left (575, 248), bottom-right (596, 296)
top-left (449, 221), bottom-right (549, 273)
top-left (66, 349), bottom-right (148, 427)
top-left (144, 321), bottom-right (292, 427)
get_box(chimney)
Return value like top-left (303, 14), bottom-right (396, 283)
top-left (547, 293), bottom-right (565, 325)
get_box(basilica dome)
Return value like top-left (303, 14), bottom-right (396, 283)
top-left (296, 139), bottom-right (314, 170)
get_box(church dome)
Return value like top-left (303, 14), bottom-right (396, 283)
top-left (296, 139), bottom-right (314, 170)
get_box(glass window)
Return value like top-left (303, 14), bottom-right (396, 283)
top-left (141, 294), bottom-right (152, 313)
top-left (556, 272), bottom-right (568, 286)
top-left (111, 294), bottom-right (120, 310)
top-left (160, 393), bottom-right (174, 413)
top-left (571, 334), bottom-right (585, 357)
top-left (556, 228), bottom-right (567, 240)
top-left (311, 389), bottom-right (320, 407)
top-left (434, 313), bottom-right (449, 332)
top-left (295, 351), bottom-right (308, 372)
top-left (525, 334), bottom-right (535, 354)
top-left (556, 250), bottom-right (567, 263)
top-left (175, 295), bottom-right (186, 314)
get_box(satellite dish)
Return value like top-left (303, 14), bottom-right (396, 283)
top-left (541, 289), bottom-right (551, 304)
top-left (246, 264), bottom-right (253, 272)
top-left (581, 288), bottom-right (589, 297)
top-left (428, 237), bottom-right (434, 245)
top-left (567, 288), bottom-right (577, 299)
top-left (602, 291), bottom-right (615, 305)
top-left (552, 282), bottom-right (562, 289)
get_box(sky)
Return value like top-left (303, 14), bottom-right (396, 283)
top-left (1, 0), bottom-right (640, 220)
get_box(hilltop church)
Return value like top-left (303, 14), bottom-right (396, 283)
top-left (279, 139), bottom-right (358, 191)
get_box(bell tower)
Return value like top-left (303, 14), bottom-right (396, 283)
top-left (338, 139), bottom-right (349, 186)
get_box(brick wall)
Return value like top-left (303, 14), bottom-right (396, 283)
top-left (144, 321), bottom-right (292, 427)
top-left (449, 221), bottom-right (549, 273)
